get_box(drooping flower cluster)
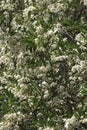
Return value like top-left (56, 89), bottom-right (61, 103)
top-left (0, 0), bottom-right (87, 130)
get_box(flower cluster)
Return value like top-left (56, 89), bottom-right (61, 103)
top-left (64, 115), bottom-right (78, 130)
top-left (0, 112), bottom-right (24, 130)
top-left (0, 0), bottom-right (87, 130)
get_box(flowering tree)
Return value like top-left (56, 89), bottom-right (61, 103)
top-left (0, 0), bottom-right (87, 130)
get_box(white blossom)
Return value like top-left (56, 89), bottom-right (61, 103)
top-left (43, 90), bottom-right (49, 99)
top-left (51, 55), bottom-right (68, 62)
top-left (71, 65), bottom-right (82, 73)
top-left (83, 0), bottom-right (87, 5)
top-left (23, 6), bottom-right (36, 19)
top-left (36, 25), bottom-right (43, 35)
top-left (64, 115), bottom-right (78, 130)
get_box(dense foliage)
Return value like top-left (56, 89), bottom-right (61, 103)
top-left (0, 0), bottom-right (87, 130)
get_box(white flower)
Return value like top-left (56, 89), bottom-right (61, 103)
top-left (11, 17), bottom-right (18, 32)
top-left (51, 44), bottom-right (57, 49)
top-left (36, 25), bottom-right (43, 35)
top-left (83, 0), bottom-right (87, 5)
top-left (64, 115), bottom-right (78, 130)
top-left (38, 127), bottom-right (43, 130)
top-left (53, 23), bottom-right (62, 33)
top-left (43, 90), bottom-right (49, 99)
top-left (23, 6), bottom-right (36, 19)
top-left (14, 74), bottom-right (21, 80)
top-left (0, 77), bottom-right (7, 84)
top-left (42, 81), bottom-right (48, 86)
top-left (75, 33), bottom-right (86, 45)
top-left (0, 47), bottom-right (6, 55)
top-left (38, 127), bottom-right (54, 130)
top-left (80, 60), bottom-right (86, 68)
top-left (39, 66), bottom-right (50, 72)
top-left (35, 38), bottom-right (39, 44)
top-left (0, 55), bottom-right (9, 65)
top-left (47, 30), bottom-right (54, 37)
top-left (71, 65), bottom-right (82, 73)
top-left (17, 52), bottom-right (24, 60)
top-left (82, 118), bottom-right (87, 124)
top-left (0, 112), bottom-right (24, 130)
top-left (43, 127), bottom-right (54, 130)
top-left (0, 86), bottom-right (3, 90)
top-left (51, 55), bottom-right (68, 62)
top-left (48, 2), bottom-right (65, 14)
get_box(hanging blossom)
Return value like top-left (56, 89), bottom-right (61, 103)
top-left (82, 0), bottom-right (87, 5)
top-left (23, 6), bottom-right (36, 20)
top-left (0, 112), bottom-right (25, 130)
top-left (64, 115), bottom-right (78, 130)
top-left (39, 126), bottom-right (54, 130)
